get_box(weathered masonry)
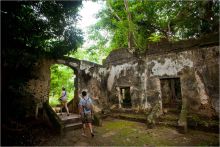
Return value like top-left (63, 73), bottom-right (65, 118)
top-left (104, 34), bottom-right (219, 117)
top-left (27, 33), bottom-right (219, 131)
top-left (26, 57), bottom-right (107, 115)
top-left (106, 46), bottom-right (219, 112)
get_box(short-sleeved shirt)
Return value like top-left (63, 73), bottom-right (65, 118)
top-left (79, 97), bottom-right (93, 114)
top-left (61, 90), bottom-right (67, 101)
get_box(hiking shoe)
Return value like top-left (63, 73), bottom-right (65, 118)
top-left (91, 132), bottom-right (94, 138)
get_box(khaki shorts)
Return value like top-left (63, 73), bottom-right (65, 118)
top-left (81, 112), bottom-right (92, 123)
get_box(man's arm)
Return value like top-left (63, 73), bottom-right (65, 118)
top-left (78, 99), bottom-right (82, 115)
top-left (79, 105), bottom-right (82, 115)
top-left (90, 98), bottom-right (94, 114)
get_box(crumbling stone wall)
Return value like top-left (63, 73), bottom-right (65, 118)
top-left (78, 60), bottom-right (108, 112)
top-left (192, 46), bottom-right (219, 117)
top-left (24, 34), bottom-right (219, 124)
top-left (25, 57), bottom-right (108, 117)
top-left (26, 59), bottom-right (53, 117)
top-left (104, 38), bottom-right (219, 118)
top-left (146, 46), bottom-right (219, 117)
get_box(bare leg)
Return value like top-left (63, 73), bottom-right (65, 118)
top-left (88, 123), bottom-right (94, 137)
top-left (88, 123), bottom-right (93, 133)
top-left (82, 123), bottom-right (87, 137)
top-left (64, 102), bottom-right (69, 115)
top-left (60, 104), bottom-right (63, 115)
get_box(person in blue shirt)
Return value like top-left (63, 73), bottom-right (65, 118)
top-left (78, 91), bottom-right (94, 137)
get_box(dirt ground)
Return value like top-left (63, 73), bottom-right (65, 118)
top-left (41, 117), bottom-right (219, 146)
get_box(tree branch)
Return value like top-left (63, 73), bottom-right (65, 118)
top-left (107, 3), bottom-right (122, 21)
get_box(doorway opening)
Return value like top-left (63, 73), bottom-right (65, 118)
top-left (120, 87), bottom-right (132, 108)
top-left (160, 78), bottom-right (182, 113)
top-left (49, 64), bottom-right (76, 113)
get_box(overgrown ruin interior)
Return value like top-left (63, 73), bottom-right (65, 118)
top-left (24, 33), bottom-right (219, 135)
top-left (2, 0), bottom-right (220, 145)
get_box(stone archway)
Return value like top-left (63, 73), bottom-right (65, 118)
top-left (49, 63), bottom-right (77, 114)
top-left (26, 57), bottom-right (81, 118)
top-left (27, 56), bottom-right (108, 119)
top-left (55, 58), bottom-right (80, 113)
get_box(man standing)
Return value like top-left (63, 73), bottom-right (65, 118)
top-left (79, 91), bottom-right (94, 137)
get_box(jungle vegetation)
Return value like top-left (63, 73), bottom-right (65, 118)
top-left (2, 1), bottom-right (83, 120)
top-left (49, 64), bottom-right (75, 107)
top-left (2, 0), bottom-right (219, 120)
top-left (86, 0), bottom-right (219, 55)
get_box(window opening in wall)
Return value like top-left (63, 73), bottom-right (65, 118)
top-left (160, 78), bottom-right (182, 113)
top-left (120, 87), bottom-right (132, 108)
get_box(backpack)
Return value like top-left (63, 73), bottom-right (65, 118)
top-left (59, 91), bottom-right (66, 101)
top-left (83, 98), bottom-right (92, 111)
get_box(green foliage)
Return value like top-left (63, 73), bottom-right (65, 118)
top-left (69, 25), bottom-right (112, 64)
top-left (49, 64), bottom-right (75, 107)
top-left (148, 33), bottom-right (164, 42)
top-left (69, 0), bottom-right (219, 63)
top-left (2, 1), bottom-right (83, 120)
top-left (90, 0), bottom-right (219, 54)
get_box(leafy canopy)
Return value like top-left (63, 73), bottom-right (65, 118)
top-left (2, 1), bottom-right (83, 119)
top-left (89, 0), bottom-right (219, 54)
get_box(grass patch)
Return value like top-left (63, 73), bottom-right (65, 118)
top-left (94, 119), bottom-right (219, 146)
top-left (98, 119), bottom-right (177, 146)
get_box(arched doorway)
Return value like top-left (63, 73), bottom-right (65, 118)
top-left (49, 64), bottom-right (77, 114)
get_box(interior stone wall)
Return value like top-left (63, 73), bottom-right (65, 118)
top-left (105, 45), bottom-right (219, 117)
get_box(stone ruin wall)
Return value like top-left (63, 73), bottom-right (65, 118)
top-left (104, 45), bottom-right (219, 118)
top-left (78, 60), bottom-right (109, 112)
top-left (145, 46), bottom-right (219, 118)
top-left (25, 57), bottom-right (108, 116)
top-left (26, 59), bottom-right (53, 114)
top-left (25, 33), bottom-right (219, 119)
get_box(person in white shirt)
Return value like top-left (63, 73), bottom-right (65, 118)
top-left (59, 87), bottom-right (69, 116)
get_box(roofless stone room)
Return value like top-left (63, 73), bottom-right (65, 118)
top-left (2, 0), bottom-right (219, 146)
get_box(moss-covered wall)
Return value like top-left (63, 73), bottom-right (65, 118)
top-left (24, 34), bottom-right (219, 121)
top-left (105, 45), bottom-right (219, 118)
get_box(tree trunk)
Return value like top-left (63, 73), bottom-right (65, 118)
top-left (124, 0), bottom-right (134, 52)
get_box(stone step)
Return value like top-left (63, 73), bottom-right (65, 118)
top-left (60, 114), bottom-right (81, 120)
top-left (110, 113), bottom-right (146, 123)
top-left (64, 118), bottom-right (81, 125)
top-left (158, 113), bottom-right (179, 128)
top-left (110, 109), bottom-right (143, 114)
top-left (61, 116), bottom-right (81, 124)
top-left (157, 121), bottom-right (178, 127)
top-left (159, 113), bottom-right (179, 122)
top-left (58, 113), bottom-right (81, 121)
top-left (57, 113), bottom-right (83, 131)
top-left (64, 122), bottom-right (83, 131)
top-left (163, 108), bottom-right (181, 114)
